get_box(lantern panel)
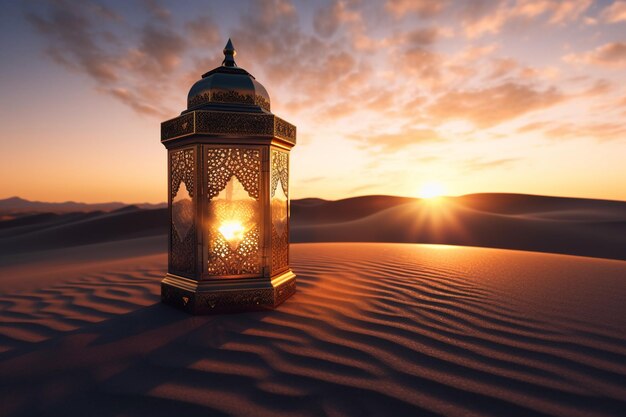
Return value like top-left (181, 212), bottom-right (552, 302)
top-left (172, 181), bottom-right (193, 241)
top-left (206, 147), bottom-right (262, 276)
top-left (271, 149), bottom-right (289, 272)
top-left (170, 148), bottom-right (196, 276)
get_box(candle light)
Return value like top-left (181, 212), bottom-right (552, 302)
top-left (218, 220), bottom-right (245, 243)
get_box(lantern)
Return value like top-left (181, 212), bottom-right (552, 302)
top-left (160, 39), bottom-right (296, 313)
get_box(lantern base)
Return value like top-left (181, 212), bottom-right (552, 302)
top-left (160, 270), bottom-right (296, 314)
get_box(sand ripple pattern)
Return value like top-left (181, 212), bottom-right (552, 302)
top-left (0, 243), bottom-right (625, 417)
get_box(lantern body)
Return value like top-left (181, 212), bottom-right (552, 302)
top-left (160, 42), bottom-right (296, 314)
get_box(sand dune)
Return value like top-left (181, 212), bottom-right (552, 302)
top-left (1, 193), bottom-right (624, 261)
top-left (292, 195), bottom-right (626, 260)
top-left (0, 207), bottom-right (167, 256)
top-left (0, 196), bottom-right (166, 214)
top-left (0, 243), bottom-right (625, 416)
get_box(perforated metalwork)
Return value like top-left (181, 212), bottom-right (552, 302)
top-left (255, 95), bottom-right (270, 112)
top-left (206, 148), bottom-right (260, 199)
top-left (270, 150), bottom-right (288, 198)
top-left (271, 223), bottom-right (289, 271)
top-left (162, 113), bottom-right (194, 140)
top-left (211, 90), bottom-right (255, 106)
top-left (172, 182), bottom-right (193, 241)
top-left (171, 148), bottom-right (195, 199)
top-left (195, 112), bottom-right (274, 137)
top-left (207, 226), bottom-right (261, 276)
top-left (161, 112), bottom-right (295, 143)
top-left (171, 224), bottom-right (196, 275)
top-left (170, 148), bottom-right (196, 276)
top-left (275, 117), bottom-right (296, 142)
top-left (206, 148), bottom-right (261, 276)
top-left (271, 150), bottom-right (289, 272)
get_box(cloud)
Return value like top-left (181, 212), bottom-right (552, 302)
top-left (516, 119), bottom-right (626, 142)
top-left (229, 0), bottom-right (384, 121)
top-left (385, 0), bottom-right (447, 18)
top-left (463, 157), bottom-right (519, 172)
top-left (600, 1), bottom-right (626, 23)
top-left (141, 0), bottom-right (171, 21)
top-left (186, 15), bottom-right (221, 47)
top-left (546, 0), bottom-right (592, 24)
top-left (457, 44), bottom-right (500, 62)
top-left (347, 183), bottom-right (379, 194)
top-left (136, 24), bottom-right (187, 75)
top-left (386, 0), bottom-right (447, 19)
top-left (23, 0), bottom-right (620, 150)
top-left (460, 0), bottom-right (592, 38)
top-left (564, 42), bottom-right (626, 68)
top-left (544, 122), bottom-right (626, 142)
top-left (104, 87), bottom-right (169, 118)
top-left (27, 0), bottom-right (379, 122)
top-left (84, 2), bottom-right (123, 21)
top-left (461, 1), bottom-right (510, 38)
top-left (25, 5), bottom-right (119, 83)
top-left (313, 0), bottom-right (391, 51)
top-left (352, 128), bottom-right (444, 152)
top-left (428, 82), bottom-right (566, 128)
top-left (481, 56), bottom-right (561, 82)
top-left (391, 29), bottom-right (447, 86)
top-left (579, 79), bottom-right (613, 96)
top-left (25, 0), bottom-right (189, 117)
top-left (403, 27), bottom-right (443, 46)
top-left (313, 0), bottom-right (360, 37)
top-left (487, 57), bottom-right (519, 79)
top-left (300, 176), bottom-right (326, 184)
top-left (516, 121), bottom-right (554, 133)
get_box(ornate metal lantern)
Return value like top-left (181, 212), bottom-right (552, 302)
top-left (160, 39), bottom-right (296, 313)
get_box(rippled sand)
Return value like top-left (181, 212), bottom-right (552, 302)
top-left (1, 243), bottom-right (625, 416)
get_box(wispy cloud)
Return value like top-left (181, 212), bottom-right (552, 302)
top-left (349, 128), bottom-right (444, 152)
top-left (460, 0), bottom-right (592, 39)
top-left (25, 0), bottom-right (191, 117)
top-left (600, 1), bottom-right (626, 23)
top-left (544, 122), bottom-right (626, 142)
top-left (462, 157), bottom-right (520, 172)
top-left (22, 0), bottom-right (625, 147)
top-left (564, 42), bottom-right (626, 68)
top-left (428, 82), bottom-right (566, 128)
top-left (517, 119), bottom-right (626, 142)
top-left (385, 0), bottom-right (447, 18)
top-left (26, 4), bottom-right (119, 83)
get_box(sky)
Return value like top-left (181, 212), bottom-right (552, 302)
top-left (1, 0), bottom-right (625, 203)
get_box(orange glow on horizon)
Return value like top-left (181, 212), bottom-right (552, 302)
top-left (419, 182), bottom-right (446, 200)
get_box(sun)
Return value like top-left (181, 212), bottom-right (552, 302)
top-left (419, 182), bottom-right (446, 199)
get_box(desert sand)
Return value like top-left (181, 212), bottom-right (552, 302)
top-left (2, 193), bottom-right (625, 261)
top-left (291, 194), bottom-right (626, 260)
top-left (1, 242), bottom-right (625, 417)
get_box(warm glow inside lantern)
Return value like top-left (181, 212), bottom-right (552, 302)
top-left (160, 39), bottom-right (296, 314)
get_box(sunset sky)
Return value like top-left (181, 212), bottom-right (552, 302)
top-left (1, 0), bottom-right (625, 203)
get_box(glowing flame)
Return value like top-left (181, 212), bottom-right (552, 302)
top-left (218, 220), bottom-right (245, 243)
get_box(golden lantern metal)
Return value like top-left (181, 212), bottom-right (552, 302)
top-left (160, 39), bottom-right (296, 313)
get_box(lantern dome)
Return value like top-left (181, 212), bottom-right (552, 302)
top-left (185, 39), bottom-right (271, 114)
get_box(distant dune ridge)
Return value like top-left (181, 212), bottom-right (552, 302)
top-left (0, 196), bottom-right (166, 214)
top-left (291, 194), bottom-right (626, 260)
top-left (0, 193), bottom-right (624, 261)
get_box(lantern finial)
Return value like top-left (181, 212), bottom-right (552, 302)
top-left (222, 38), bottom-right (237, 67)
